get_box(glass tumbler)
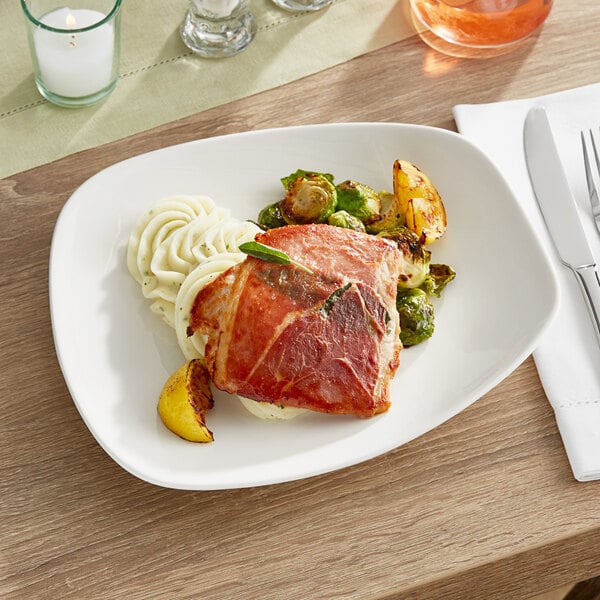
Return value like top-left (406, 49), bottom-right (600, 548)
top-left (410, 0), bottom-right (553, 48)
top-left (271, 0), bottom-right (332, 11)
top-left (21, 0), bottom-right (122, 108)
top-left (180, 0), bottom-right (256, 58)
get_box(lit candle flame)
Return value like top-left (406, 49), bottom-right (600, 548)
top-left (65, 13), bottom-right (77, 29)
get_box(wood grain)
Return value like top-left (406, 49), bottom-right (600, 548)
top-left (2, 1), bottom-right (600, 598)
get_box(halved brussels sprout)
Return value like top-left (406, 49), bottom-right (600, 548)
top-left (280, 173), bottom-right (337, 225)
top-left (393, 159), bottom-right (447, 245)
top-left (281, 169), bottom-right (334, 191)
top-left (335, 180), bottom-right (381, 224)
top-left (365, 191), bottom-right (404, 234)
top-left (257, 201), bottom-right (286, 230)
top-left (328, 210), bottom-right (366, 232)
top-left (420, 263), bottom-right (456, 297)
top-left (396, 288), bottom-right (435, 347)
top-left (377, 227), bottom-right (430, 289)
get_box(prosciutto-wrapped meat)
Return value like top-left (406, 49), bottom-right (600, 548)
top-left (188, 224), bottom-right (402, 418)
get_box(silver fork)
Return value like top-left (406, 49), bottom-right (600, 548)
top-left (581, 128), bottom-right (600, 236)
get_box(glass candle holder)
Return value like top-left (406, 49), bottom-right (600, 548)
top-left (271, 0), bottom-right (332, 11)
top-left (20, 0), bottom-right (121, 108)
top-left (180, 0), bottom-right (256, 58)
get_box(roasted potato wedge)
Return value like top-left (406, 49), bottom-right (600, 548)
top-left (392, 160), bottom-right (447, 244)
top-left (158, 359), bottom-right (214, 442)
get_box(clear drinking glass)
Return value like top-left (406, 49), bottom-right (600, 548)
top-left (271, 0), bottom-right (332, 11)
top-left (180, 0), bottom-right (256, 58)
top-left (20, 0), bottom-right (121, 108)
top-left (410, 0), bottom-right (553, 48)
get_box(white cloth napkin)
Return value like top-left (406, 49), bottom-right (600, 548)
top-left (453, 83), bottom-right (600, 481)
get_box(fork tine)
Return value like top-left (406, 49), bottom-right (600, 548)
top-left (582, 129), bottom-right (600, 219)
top-left (590, 128), bottom-right (600, 175)
top-left (583, 131), bottom-right (595, 196)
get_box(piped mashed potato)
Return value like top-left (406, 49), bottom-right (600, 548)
top-left (127, 194), bottom-right (305, 420)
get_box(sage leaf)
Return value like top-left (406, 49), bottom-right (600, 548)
top-left (239, 241), bottom-right (314, 275)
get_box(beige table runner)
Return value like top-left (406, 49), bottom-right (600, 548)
top-left (0, 0), bottom-right (419, 179)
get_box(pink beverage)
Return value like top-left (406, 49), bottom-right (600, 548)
top-left (410, 0), bottom-right (553, 47)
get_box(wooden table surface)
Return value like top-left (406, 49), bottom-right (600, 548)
top-left (2, 1), bottom-right (600, 598)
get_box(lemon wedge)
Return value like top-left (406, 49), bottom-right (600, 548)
top-left (158, 359), bottom-right (214, 442)
top-left (393, 159), bottom-right (447, 245)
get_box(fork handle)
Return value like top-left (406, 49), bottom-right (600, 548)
top-left (573, 264), bottom-right (600, 346)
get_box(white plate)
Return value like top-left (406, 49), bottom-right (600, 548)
top-left (50, 123), bottom-right (559, 490)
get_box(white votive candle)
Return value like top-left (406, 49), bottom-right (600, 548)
top-left (34, 7), bottom-right (114, 98)
top-left (190, 0), bottom-right (240, 18)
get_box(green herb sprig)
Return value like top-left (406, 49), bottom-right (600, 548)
top-left (239, 241), bottom-right (314, 275)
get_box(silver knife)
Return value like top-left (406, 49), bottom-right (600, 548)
top-left (524, 106), bottom-right (600, 345)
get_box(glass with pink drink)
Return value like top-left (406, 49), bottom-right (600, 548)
top-left (410, 0), bottom-right (553, 48)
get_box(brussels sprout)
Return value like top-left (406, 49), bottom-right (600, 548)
top-left (257, 202), bottom-right (286, 230)
top-left (377, 227), bottom-right (430, 289)
top-left (396, 288), bottom-right (435, 347)
top-left (281, 169), bottom-right (334, 192)
top-left (365, 191), bottom-right (405, 234)
top-left (280, 174), bottom-right (337, 225)
top-left (335, 180), bottom-right (381, 224)
top-left (327, 210), bottom-right (366, 232)
top-left (420, 263), bottom-right (456, 297)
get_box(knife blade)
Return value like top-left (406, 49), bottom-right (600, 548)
top-left (524, 106), bottom-right (600, 345)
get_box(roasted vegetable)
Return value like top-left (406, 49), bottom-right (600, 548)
top-left (377, 227), bottom-right (430, 289)
top-left (392, 159), bottom-right (447, 244)
top-left (280, 173), bottom-right (337, 225)
top-left (335, 180), bottom-right (381, 224)
top-left (257, 201), bottom-right (286, 230)
top-left (365, 191), bottom-right (404, 234)
top-left (396, 288), bottom-right (435, 347)
top-left (328, 210), bottom-right (366, 232)
top-left (281, 169), bottom-right (334, 191)
top-left (420, 263), bottom-right (456, 297)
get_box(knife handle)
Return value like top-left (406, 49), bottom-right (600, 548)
top-left (573, 265), bottom-right (600, 345)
